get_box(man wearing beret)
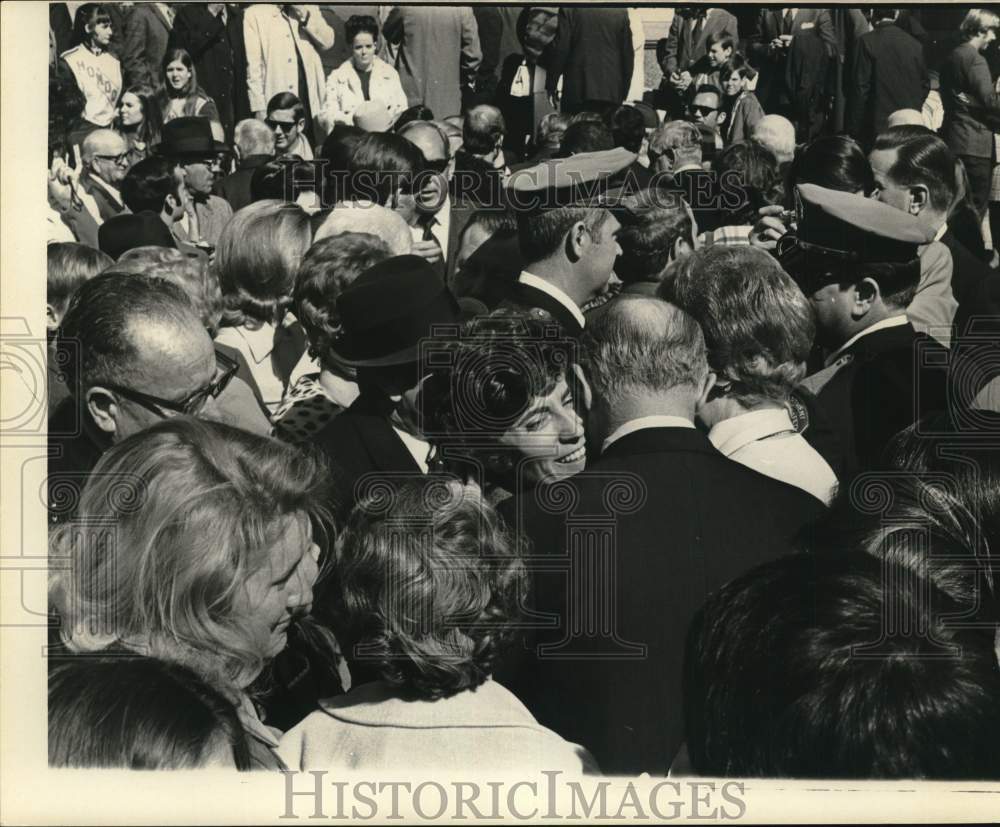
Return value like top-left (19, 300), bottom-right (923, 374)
top-left (778, 184), bottom-right (950, 474)
top-left (501, 148), bottom-right (630, 336)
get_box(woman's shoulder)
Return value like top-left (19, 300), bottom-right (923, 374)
top-left (373, 56), bottom-right (400, 78)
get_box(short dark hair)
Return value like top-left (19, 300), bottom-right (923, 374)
top-left (684, 551), bottom-right (1000, 778)
top-left (47, 243), bottom-right (112, 315)
top-left (660, 246), bottom-right (815, 406)
top-left (614, 190), bottom-right (694, 283)
top-left (393, 104), bottom-right (435, 131)
top-left (873, 127), bottom-right (958, 214)
top-left (345, 14), bottom-right (379, 44)
top-left (791, 135), bottom-right (875, 195)
top-left (462, 105), bottom-right (505, 156)
top-left (266, 91), bottom-right (304, 121)
top-left (713, 141), bottom-right (784, 223)
top-left (693, 84), bottom-right (723, 103)
top-left (294, 232), bottom-right (391, 369)
top-left (48, 656), bottom-right (251, 769)
top-left (706, 30), bottom-right (736, 51)
top-left (320, 123), bottom-right (365, 173)
top-left (121, 156), bottom-right (181, 213)
top-left (56, 272), bottom-right (199, 395)
top-left (71, 3), bottom-right (111, 47)
top-left (346, 132), bottom-right (424, 205)
top-left (605, 105), bottom-right (646, 154)
top-left (558, 121), bottom-right (614, 156)
top-left (718, 52), bottom-right (757, 83)
top-left (334, 478), bottom-right (526, 700)
top-left (517, 206), bottom-right (610, 264)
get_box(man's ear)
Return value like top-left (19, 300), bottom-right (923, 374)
top-left (572, 362), bottom-right (593, 413)
top-left (672, 235), bottom-right (694, 262)
top-left (84, 387), bottom-right (120, 437)
top-left (46, 304), bottom-right (60, 332)
top-left (698, 370), bottom-right (717, 410)
top-left (909, 184), bottom-right (930, 216)
top-left (165, 192), bottom-right (180, 213)
top-left (567, 220), bottom-right (589, 260)
top-left (852, 277), bottom-right (880, 316)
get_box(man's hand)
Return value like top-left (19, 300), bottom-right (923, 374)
top-left (411, 239), bottom-right (443, 264)
top-left (749, 205), bottom-right (790, 251)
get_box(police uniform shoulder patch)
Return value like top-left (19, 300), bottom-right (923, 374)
top-left (801, 353), bottom-right (855, 395)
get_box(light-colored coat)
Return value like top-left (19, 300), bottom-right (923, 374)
top-left (322, 56), bottom-right (408, 128)
top-left (277, 679), bottom-right (598, 773)
top-left (243, 4), bottom-right (333, 117)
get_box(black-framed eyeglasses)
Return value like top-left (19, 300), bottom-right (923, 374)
top-left (101, 350), bottom-right (239, 417)
top-left (689, 105), bottom-right (718, 117)
top-left (266, 119), bottom-right (298, 133)
top-left (94, 152), bottom-right (129, 165)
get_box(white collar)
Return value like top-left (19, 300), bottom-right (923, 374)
top-left (90, 174), bottom-right (122, 201)
top-left (232, 321), bottom-right (277, 364)
top-left (602, 415), bottom-right (695, 453)
top-left (672, 163), bottom-right (703, 174)
top-left (824, 314), bottom-right (909, 366)
top-left (708, 408), bottom-right (797, 457)
top-left (517, 272), bottom-right (586, 328)
top-left (933, 221), bottom-right (948, 242)
top-left (392, 426), bottom-right (431, 474)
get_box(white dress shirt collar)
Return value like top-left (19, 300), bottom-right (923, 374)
top-left (933, 221), bottom-right (948, 242)
top-left (602, 415), bottom-right (695, 453)
top-left (518, 272), bottom-right (586, 328)
top-left (393, 426), bottom-right (431, 474)
top-left (824, 314), bottom-right (909, 367)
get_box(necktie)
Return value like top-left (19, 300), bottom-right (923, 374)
top-left (691, 13), bottom-right (705, 46)
top-left (421, 214), bottom-right (440, 246)
top-left (783, 9), bottom-right (795, 35)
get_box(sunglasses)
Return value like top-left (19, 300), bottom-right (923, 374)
top-left (423, 158), bottom-right (450, 175)
top-left (94, 153), bottom-right (129, 165)
top-left (266, 119), bottom-right (299, 133)
top-left (101, 350), bottom-right (238, 417)
top-left (689, 105), bottom-right (718, 117)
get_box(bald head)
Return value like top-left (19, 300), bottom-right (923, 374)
top-left (234, 118), bottom-right (275, 157)
top-left (751, 115), bottom-right (796, 165)
top-left (314, 200), bottom-right (413, 255)
top-left (399, 120), bottom-right (449, 164)
top-left (82, 129), bottom-right (127, 160)
top-left (583, 295), bottom-right (709, 420)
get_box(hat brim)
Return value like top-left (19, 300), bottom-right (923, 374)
top-left (153, 140), bottom-right (229, 159)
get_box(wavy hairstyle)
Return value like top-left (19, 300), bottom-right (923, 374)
top-left (49, 418), bottom-right (333, 696)
top-left (333, 478), bottom-right (527, 700)
top-left (214, 200), bottom-right (312, 328)
top-left (117, 83), bottom-right (162, 147)
top-left (659, 245), bottom-right (814, 407)
top-left (157, 48), bottom-right (212, 117)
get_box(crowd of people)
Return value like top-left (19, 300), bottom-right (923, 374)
top-left (40, 3), bottom-right (1000, 778)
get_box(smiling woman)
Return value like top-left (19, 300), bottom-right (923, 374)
top-left (421, 310), bottom-right (587, 503)
top-left (49, 417), bottom-right (335, 769)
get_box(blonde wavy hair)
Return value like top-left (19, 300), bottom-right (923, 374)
top-left (49, 418), bottom-right (333, 696)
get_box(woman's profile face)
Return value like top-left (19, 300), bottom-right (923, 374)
top-left (234, 512), bottom-right (320, 661)
top-left (118, 92), bottom-right (143, 126)
top-left (496, 375), bottom-right (586, 486)
top-left (165, 59), bottom-right (192, 92)
top-left (88, 18), bottom-right (113, 48)
top-left (351, 32), bottom-right (376, 70)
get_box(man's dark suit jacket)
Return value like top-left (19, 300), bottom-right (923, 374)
top-left (657, 8), bottom-right (739, 76)
top-left (804, 322), bottom-right (950, 475)
top-left (497, 426), bottom-right (825, 774)
top-left (311, 394), bottom-right (424, 522)
top-left (847, 21), bottom-right (929, 145)
top-left (671, 167), bottom-right (722, 235)
top-left (940, 41), bottom-right (1000, 160)
top-left (213, 154), bottom-right (273, 213)
top-left (122, 2), bottom-right (172, 87)
top-left (78, 172), bottom-right (127, 223)
top-left (545, 7), bottom-right (633, 113)
top-left (945, 228), bottom-right (997, 338)
top-left (169, 4), bottom-right (251, 140)
top-left (497, 279), bottom-right (585, 337)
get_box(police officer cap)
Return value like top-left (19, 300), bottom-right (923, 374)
top-left (792, 183), bottom-right (933, 263)
top-left (505, 147), bottom-right (636, 212)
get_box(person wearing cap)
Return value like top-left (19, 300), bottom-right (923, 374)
top-left (154, 116), bottom-right (233, 246)
top-left (778, 183), bottom-right (950, 473)
top-left (308, 254), bottom-right (465, 522)
top-left (501, 148), bottom-right (630, 336)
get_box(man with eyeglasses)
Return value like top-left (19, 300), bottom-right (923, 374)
top-left (686, 84), bottom-right (724, 154)
top-left (78, 129), bottom-right (131, 225)
top-left (48, 273), bottom-right (243, 524)
top-left (266, 92), bottom-right (314, 160)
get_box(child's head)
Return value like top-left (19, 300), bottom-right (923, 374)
top-left (48, 656), bottom-right (252, 769)
top-left (706, 31), bottom-right (736, 67)
top-left (718, 53), bottom-right (756, 98)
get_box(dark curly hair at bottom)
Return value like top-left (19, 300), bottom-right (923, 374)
top-left (333, 478), bottom-right (527, 700)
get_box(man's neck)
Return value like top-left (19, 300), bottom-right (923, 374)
top-left (917, 207), bottom-right (948, 237)
top-left (526, 259), bottom-right (592, 306)
top-left (833, 307), bottom-right (904, 351)
top-left (594, 393), bottom-right (697, 445)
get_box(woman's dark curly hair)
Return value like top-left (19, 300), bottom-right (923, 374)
top-left (333, 478), bottom-right (527, 700)
top-left (421, 310), bottom-right (575, 448)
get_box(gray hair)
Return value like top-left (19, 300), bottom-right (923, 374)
top-left (234, 118), bottom-right (275, 158)
top-left (582, 295), bottom-right (708, 408)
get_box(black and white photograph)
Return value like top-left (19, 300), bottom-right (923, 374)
top-left (2, 0), bottom-right (1000, 822)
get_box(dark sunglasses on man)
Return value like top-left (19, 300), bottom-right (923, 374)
top-left (100, 350), bottom-right (239, 418)
top-left (689, 104), bottom-right (718, 118)
top-left (266, 118), bottom-right (299, 133)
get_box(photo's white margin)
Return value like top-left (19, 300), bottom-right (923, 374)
top-left (1, 1), bottom-right (997, 823)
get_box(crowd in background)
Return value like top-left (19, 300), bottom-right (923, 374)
top-left (39, 3), bottom-right (1000, 778)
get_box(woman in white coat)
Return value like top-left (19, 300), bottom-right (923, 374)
top-left (322, 16), bottom-right (407, 130)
